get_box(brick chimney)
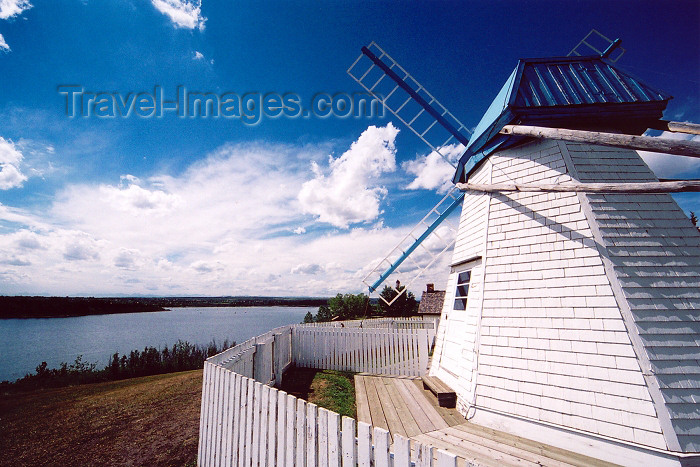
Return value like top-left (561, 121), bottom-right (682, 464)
top-left (426, 283), bottom-right (434, 293)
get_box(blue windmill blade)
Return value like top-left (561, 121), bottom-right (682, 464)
top-left (362, 187), bottom-right (464, 305)
top-left (348, 42), bottom-right (473, 303)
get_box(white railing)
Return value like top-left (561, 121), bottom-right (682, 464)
top-left (198, 362), bottom-right (457, 467)
top-left (198, 317), bottom-right (448, 466)
top-left (293, 327), bottom-right (428, 377)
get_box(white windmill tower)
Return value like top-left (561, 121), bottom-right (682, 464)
top-left (349, 32), bottom-right (700, 465)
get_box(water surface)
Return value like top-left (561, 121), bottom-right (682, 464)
top-left (0, 306), bottom-right (312, 382)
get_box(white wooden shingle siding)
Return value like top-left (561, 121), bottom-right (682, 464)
top-left (563, 141), bottom-right (700, 452)
top-left (430, 161), bottom-right (491, 409)
top-left (431, 138), bottom-right (700, 453)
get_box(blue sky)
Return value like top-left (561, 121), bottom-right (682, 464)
top-left (0, 0), bottom-right (698, 297)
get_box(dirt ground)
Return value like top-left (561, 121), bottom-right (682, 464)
top-left (0, 370), bottom-right (203, 466)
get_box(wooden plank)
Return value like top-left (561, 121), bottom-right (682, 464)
top-left (373, 377), bottom-right (408, 439)
top-left (196, 364), bottom-right (206, 465)
top-left (363, 376), bottom-right (390, 431)
top-left (437, 449), bottom-right (458, 467)
top-left (318, 408), bottom-right (329, 467)
top-left (451, 423), bottom-right (618, 467)
top-left (244, 378), bottom-right (254, 467)
top-left (440, 425), bottom-right (571, 467)
top-left (415, 429), bottom-right (540, 467)
top-left (237, 376), bottom-right (248, 467)
top-left (414, 442), bottom-right (433, 467)
top-left (202, 365), bottom-right (215, 465)
top-left (328, 410), bottom-right (341, 467)
top-left (400, 378), bottom-right (449, 430)
top-left (231, 373), bottom-right (242, 467)
top-left (198, 364), bottom-right (211, 467)
top-left (383, 377), bottom-right (422, 437)
top-left (258, 385), bottom-right (269, 467)
top-left (393, 378), bottom-right (436, 433)
top-left (296, 398), bottom-right (307, 467)
top-left (266, 387), bottom-right (277, 467)
top-left (223, 370), bottom-right (235, 467)
top-left (211, 365), bottom-right (222, 467)
top-left (646, 119), bottom-right (700, 136)
top-left (307, 402), bottom-right (318, 467)
top-left (275, 390), bottom-right (287, 467)
top-left (341, 416), bottom-right (356, 467)
top-left (354, 376), bottom-right (372, 424)
top-left (500, 124), bottom-right (700, 158)
top-left (458, 180), bottom-right (700, 194)
top-left (285, 394), bottom-right (296, 467)
top-left (251, 382), bottom-right (262, 467)
top-left (393, 434), bottom-right (411, 467)
top-left (374, 427), bottom-right (391, 467)
top-left (358, 421), bottom-right (372, 467)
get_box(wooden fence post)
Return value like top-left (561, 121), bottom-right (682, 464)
top-left (341, 416), bottom-right (356, 467)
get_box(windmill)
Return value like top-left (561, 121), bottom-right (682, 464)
top-left (348, 31), bottom-right (700, 463)
top-left (348, 30), bottom-right (627, 305)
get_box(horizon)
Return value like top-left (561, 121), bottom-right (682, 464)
top-left (0, 0), bottom-right (698, 298)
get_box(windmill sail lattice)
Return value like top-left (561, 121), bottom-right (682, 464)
top-left (348, 42), bottom-right (471, 167)
top-left (362, 187), bottom-right (464, 305)
top-left (567, 29), bottom-right (625, 62)
top-left (348, 42), bottom-right (472, 304)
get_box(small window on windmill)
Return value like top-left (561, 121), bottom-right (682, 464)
top-left (453, 271), bottom-right (471, 310)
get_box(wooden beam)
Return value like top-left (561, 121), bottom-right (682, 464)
top-left (500, 124), bottom-right (700, 158)
top-left (648, 120), bottom-right (700, 136)
top-left (456, 180), bottom-right (700, 194)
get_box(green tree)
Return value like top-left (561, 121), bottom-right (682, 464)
top-left (378, 282), bottom-right (418, 317)
top-left (315, 304), bottom-right (334, 323)
top-left (327, 293), bottom-right (370, 320)
top-left (691, 211), bottom-right (699, 232)
top-left (303, 311), bottom-right (315, 323)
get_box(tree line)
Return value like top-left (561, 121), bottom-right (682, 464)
top-left (303, 284), bottom-right (418, 324)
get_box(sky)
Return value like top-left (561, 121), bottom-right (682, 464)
top-left (0, 0), bottom-right (698, 297)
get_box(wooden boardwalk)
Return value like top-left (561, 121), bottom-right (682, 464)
top-left (355, 375), bottom-right (619, 467)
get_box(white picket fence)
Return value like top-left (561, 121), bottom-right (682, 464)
top-left (198, 318), bottom-right (447, 466)
top-left (198, 362), bottom-right (457, 467)
top-left (293, 327), bottom-right (429, 377)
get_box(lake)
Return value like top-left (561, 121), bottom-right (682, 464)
top-left (0, 306), bottom-right (314, 382)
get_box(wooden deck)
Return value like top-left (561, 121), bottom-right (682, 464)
top-left (355, 375), bottom-right (619, 467)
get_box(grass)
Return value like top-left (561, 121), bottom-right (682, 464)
top-left (0, 369), bottom-right (203, 466)
top-left (280, 367), bottom-right (356, 419)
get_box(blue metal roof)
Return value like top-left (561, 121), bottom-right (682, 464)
top-left (454, 55), bottom-right (671, 183)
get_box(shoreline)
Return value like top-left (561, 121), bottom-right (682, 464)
top-left (0, 296), bottom-right (327, 319)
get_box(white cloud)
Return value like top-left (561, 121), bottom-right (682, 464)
top-left (63, 235), bottom-right (101, 261)
top-left (0, 0), bottom-right (32, 20)
top-left (0, 129), bottom-right (458, 297)
top-left (298, 123), bottom-right (399, 228)
top-left (101, 176), bottom-right (181, 214)
top-left (0, 137), bottom-right (27, 189)
top-left (403, 143), bottom-right (464, 193)
top-left (639, 132), bottom-right (700, 178)
top-left (193, 50), bottom-right (204, 60)
top-left (151, 0), bottom-right (206, 31)
top-left (291, 263), bottom-right (323, 275)
top-left (0, 33), bottom-right (9, 52)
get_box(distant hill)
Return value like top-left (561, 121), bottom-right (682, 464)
top-left (0, 296), bottom-right (329, 319)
